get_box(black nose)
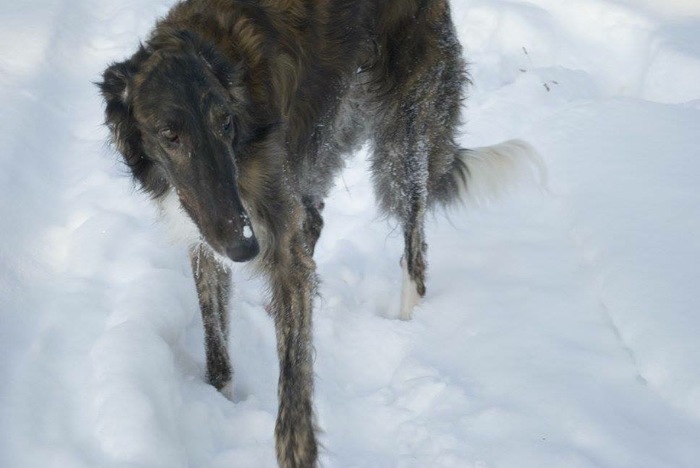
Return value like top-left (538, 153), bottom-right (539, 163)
top-left (225, 236), bottom-right (260, 262)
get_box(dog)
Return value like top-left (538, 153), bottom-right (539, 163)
top-left (99, 0), bottom-right (540, 466)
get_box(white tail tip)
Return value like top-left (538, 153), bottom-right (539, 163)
top-left (459, 139), bottom-right (547, 206)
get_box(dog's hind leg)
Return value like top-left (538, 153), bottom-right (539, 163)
top-left (190, 244), bottom-right (234, 398)
top-left (371, 116), bottom-right (431, 320)
top-left (262, 218), bottom-right (318, 468)
top-left (370, 64), bottom-right (466, 319)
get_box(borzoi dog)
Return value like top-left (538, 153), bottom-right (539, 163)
top-left (99, 0), bottom-right (539, 466)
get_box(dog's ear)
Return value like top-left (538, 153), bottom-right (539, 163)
top-left (197, 40), bottom-right (279, 146)
top-left (198, 41), bottom-right (248, 104)
top-left (98, 48), bottom-right (169, 197)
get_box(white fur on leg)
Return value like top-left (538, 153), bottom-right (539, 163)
top-left (220, 381), bottom-right (234, 401)
top-left (399, 256), bottom-right (421, 321)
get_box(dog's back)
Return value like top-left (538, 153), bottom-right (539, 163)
top-left (152, 0), bottom-right (467, 199)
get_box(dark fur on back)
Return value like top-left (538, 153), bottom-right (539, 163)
top-left (100, 1), bottom-right (472, 466)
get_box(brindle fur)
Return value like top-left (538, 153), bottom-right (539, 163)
top-left (190, 243), bottom-right (233, 392)
top-left (100, 1), bottom-right (475, 466)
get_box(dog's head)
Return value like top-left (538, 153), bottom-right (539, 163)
top-left (99, 30), bottom-right (263, 262)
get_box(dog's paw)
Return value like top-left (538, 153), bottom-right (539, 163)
top-left (399, 256), bottom-right (422, 320)
top-left (219, 381), bottom-right (234, 401)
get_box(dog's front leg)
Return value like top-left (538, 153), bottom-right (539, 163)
top-left (190, 244), bottom-right (233, 398)
top-left (265, 231), bottom-right (318, 468)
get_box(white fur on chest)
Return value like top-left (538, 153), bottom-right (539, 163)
top-left (156, 189), bottom-right (202, 246)
top-left (156, 189), bottom-right (268, 273)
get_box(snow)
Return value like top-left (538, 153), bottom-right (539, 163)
top-left (1, 0), bottom-right (700, 467)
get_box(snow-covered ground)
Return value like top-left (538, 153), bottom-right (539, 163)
top-left (1, 0), bottom-right (699, 466)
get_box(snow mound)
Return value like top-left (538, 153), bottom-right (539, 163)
top-left (2, 1), bottom-right (700, 467)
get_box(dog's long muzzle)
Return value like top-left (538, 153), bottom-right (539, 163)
top-left (173, 141), bottom-right (259, 262)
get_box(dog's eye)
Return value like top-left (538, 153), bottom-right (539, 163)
top-left (160, 128), bottom-right (180, 145)
top-left (222, 114), bottom-right (232, 132)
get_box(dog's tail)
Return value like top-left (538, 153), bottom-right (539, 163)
top-left (444, 139), bottom-right (546, 207)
